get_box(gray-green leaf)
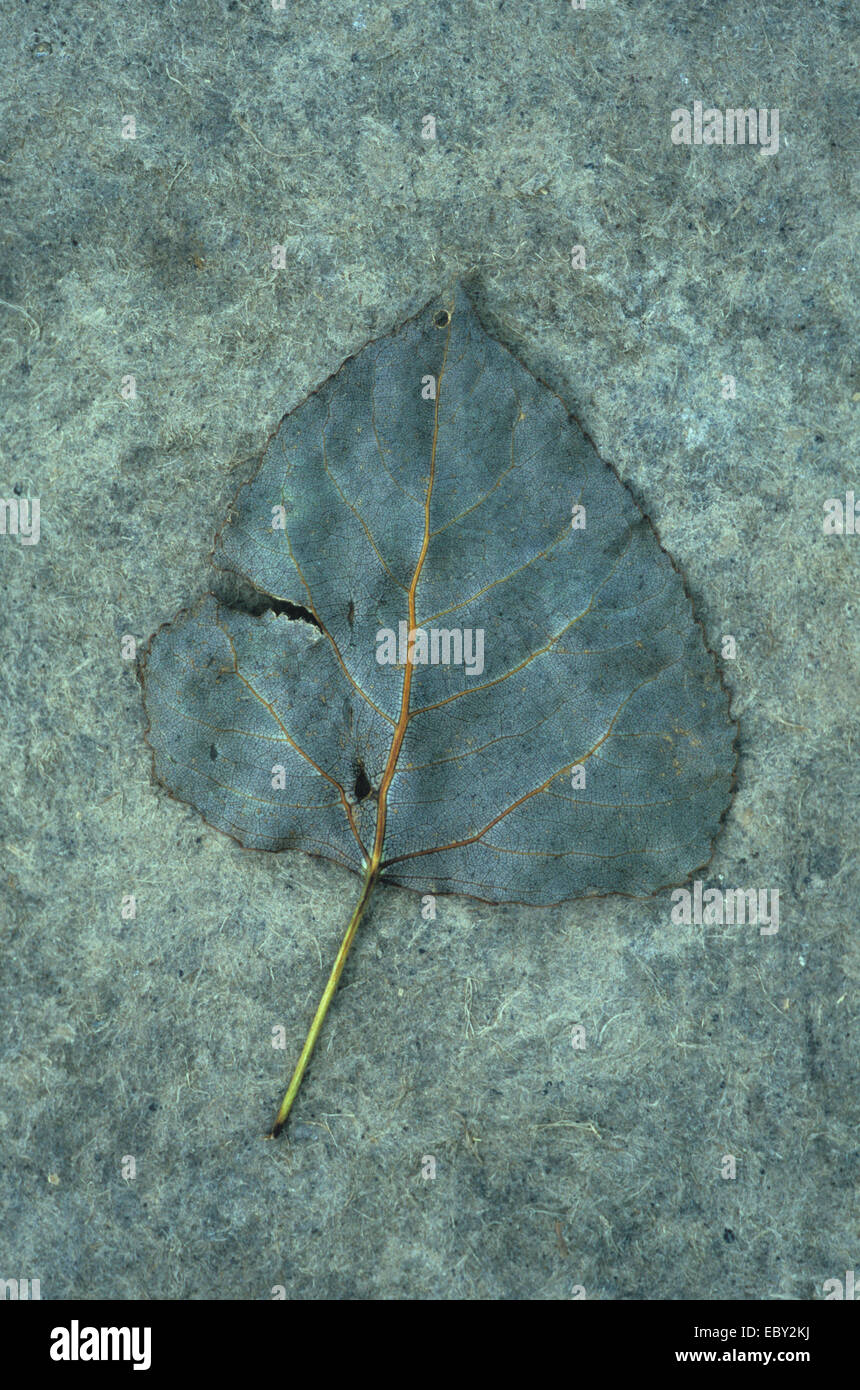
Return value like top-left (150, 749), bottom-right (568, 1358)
top-left (144, 284), bottom-right (735, 905)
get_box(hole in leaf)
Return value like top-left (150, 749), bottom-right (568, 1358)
top-left (215, 572), bottom-right (321, 629)
top-left (434, 310), bottom-right (450, 328)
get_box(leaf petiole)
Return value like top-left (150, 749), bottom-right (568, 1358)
top-left (267, 857), bottom-right (380, 1137)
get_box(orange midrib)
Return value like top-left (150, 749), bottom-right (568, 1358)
top-left (369, 310), bottom-right (452, 869)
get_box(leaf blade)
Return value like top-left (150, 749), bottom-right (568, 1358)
top-left (143, 284), bottom-right (735, 904)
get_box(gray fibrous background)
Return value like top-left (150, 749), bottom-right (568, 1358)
top-left (1, 1), bottom-right (857, 1300)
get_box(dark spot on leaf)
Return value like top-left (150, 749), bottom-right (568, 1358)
top-left (347, 599), bottom-right (355, 626)
top-left (434, 309), bottom-right (450, 328)
top-left (210, 744), bottom-right (217, 760)
top-left (354, 762), bottom-right (371, 801)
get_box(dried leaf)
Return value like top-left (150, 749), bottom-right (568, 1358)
top-left (143, 284), bottom-right (736, 1131)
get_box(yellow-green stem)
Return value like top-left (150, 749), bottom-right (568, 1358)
top-left (268, 858), bottom-right (380, 1137)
